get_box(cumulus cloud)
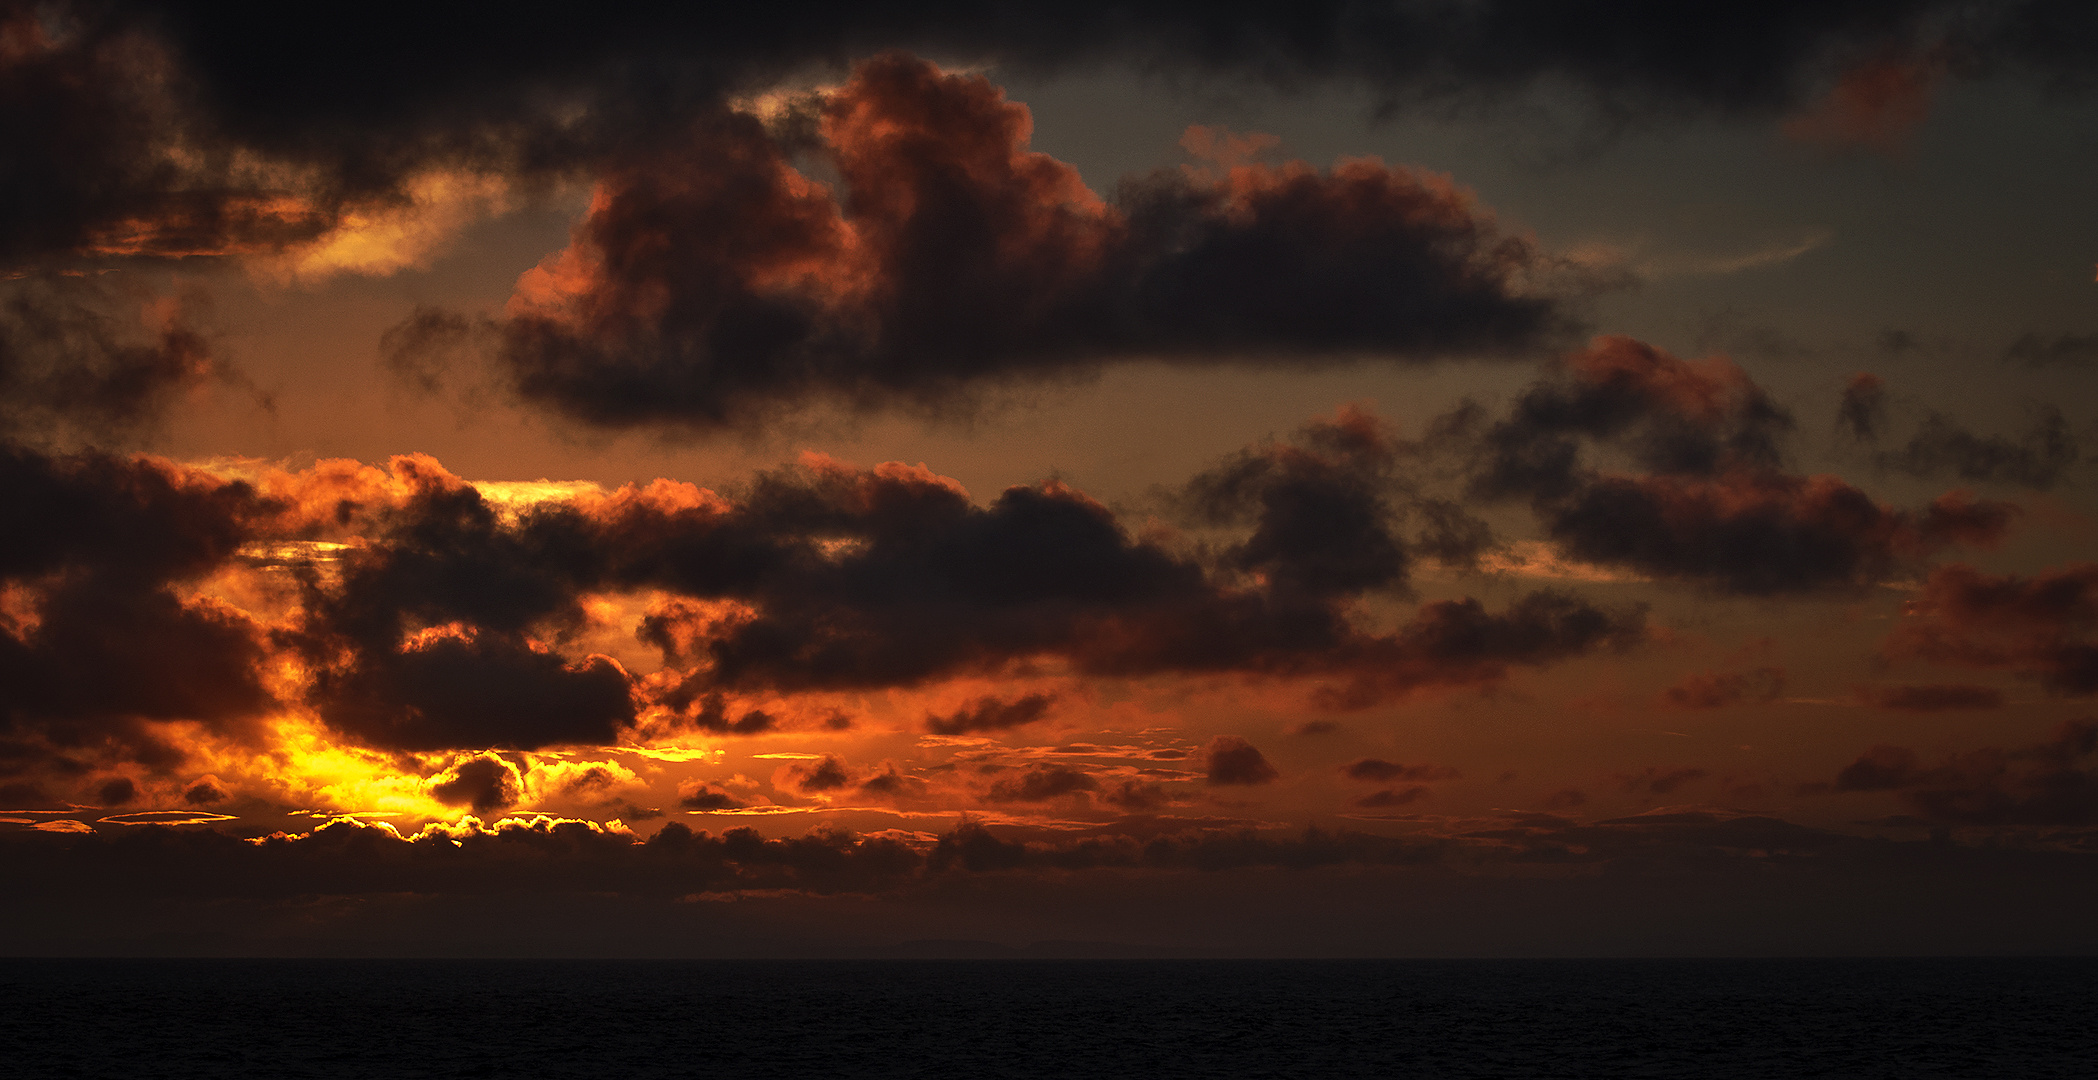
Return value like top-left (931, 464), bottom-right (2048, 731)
top-left (429, 753), bottom-right (523, 814)
top-left (415, 56), bottom-right (1570, 430)
top-left (1204, 736), bottom-right (1279, 786)
top-left (0, 442), bottom-right (277, 787)
top-left (677, 779), bottom-right (745, 811)
top-left (1456, 336), bottom-right (2016, 595)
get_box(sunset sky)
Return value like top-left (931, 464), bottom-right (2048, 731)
top-left (6, 1), bottom-right (2098, 956)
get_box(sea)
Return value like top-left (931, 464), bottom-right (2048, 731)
top-left (3, 958), bottom-right (2092, 1079)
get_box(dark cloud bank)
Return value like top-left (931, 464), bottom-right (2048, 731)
top-left (5, 811), bottom-right (2097, 956)
top-left (6, 323), bottom-right (2037, 795)
top-left (9, 2), bottom-right (2098, 436)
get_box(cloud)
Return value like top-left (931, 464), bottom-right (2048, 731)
top-left (0, 441), bottom-right (277, 783)
top-left (1353, 787), bottom-right (1428, 808)
top-left (281, 461), bottom-right (637, 751)
top-left (429, 753), bottom-right (523, 814)
top-left (0, 280), bottom-right (239, 439)
top-left (1829, 721), bottom-right (2098, 826)
top-left (1836, 373), bottom-right (1885, 441)
top-left (4, 409), bottom-right (1644, 781)
top-left (1856, 684), bottom-right (2004, 711)
top-left (1877, 408), bottom-right (2079, 490)
top-left (2005, 332), bottom-right (2098, 367)
top-left (782, 755), bottom-right (855, 795)
top-left (407, 56), bottom-right (1569, 431)
top-left (8, 3), bottom-right (2097, 294)
top-left (182, 775), bottom-right (228, 805)
top-left (985, 764), bottom-right (1098, 803)
top-left (605, 440), bottom-right (1637, 707)
top-left (677, 780), bottom-right (745, 811)
top-left (1340, 759), bottom-right (1459, 783)
top-left (1883, 562), bottom-right (2098, 695)
top-left (1204, 736), bottom-right (1279, 786)
top-left (1781, 52), bottom-right (1944, 153)
top-left (925, 693), bottom-right (1056, 736)
top-left (1180, 406), bottom-right (1421, 598)
top-left (1458, 336), bottom-right (2017, 595)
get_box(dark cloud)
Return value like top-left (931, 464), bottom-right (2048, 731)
top-left (1307, 590), bottom-right (1646, 711)
top-left (1663, 666), bottom-right (1785, 709)
top-left (1829, 720), bottom-right (2098, 827)
top-left (0, 441), bottom-right (276, 780)
top-left (1857, 683), bottom-right (2004, 711)
top-left (986, 764), bottom-right (1098, 803)
top-left (1877, 408), bottom-right (2079, 490)
top-left (456, 56), bottom-right (1567, 431)
top-left (1836, 373), bottom-right (1885, 441)
top-left (181, 775), bottom-right (227, 805)
top-left (5, 1), bottom-right (2094, 289)
top-left (0, 281), bottom-right (230, 439)
top-left (646, 683), bottom-right (777, 736)
top-left (2004, 332), bottom-right (2098, 367)
top-left (1181, 407), bottom-right (1415, 599)
top-left (783, 756), bottom-right (855, 794)
top-left (1836, 372), bottom-right (2079, 490)
top-left (1353, 787), bottom-right (1427, 808)
top-left (283, 465), bottom-right (636, 751)
top-left (1341, 759), bottom-right (1459, 783)
top-left (430, 754), bottom-right (523, 814)
top-left (1458, 336), bottom-right (2015, 595)
top-left (1204, 736), bottom-right (1279, 786)
top-left (105, 2), bottom-right (2098, 171)
top-left (1101, 779), bottom-right (1171, 811)
top-left (677, 780), bottom-right (745, 811)
top-left (609, 444), bottom-right (1638, 707)
top-left (1884, 563), bottom-right (2098, 695)
top-left (925, 693), bottom-right (1056, 736)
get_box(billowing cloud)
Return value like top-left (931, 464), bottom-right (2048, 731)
top-left (429, 753), bottom-right (523, 814)
top-left (1458, 336), bottom-right (2017, 595)
top-left (1203, 736), bottom-right (1279, 786)
top-left (0, 441), bottom-right (276, 788)
top-left (440, 56), bottom-right (1569, 429)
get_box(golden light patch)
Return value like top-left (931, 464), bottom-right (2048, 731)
top-left (1475, 541), bottom-right (1649, 584)
top-left (258, 171), bottom-right (514, 283)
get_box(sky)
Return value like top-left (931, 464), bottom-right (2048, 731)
top-left (6, 1), bottom-right (2098, 957)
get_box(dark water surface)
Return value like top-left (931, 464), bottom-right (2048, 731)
top-left (3, 958), bottom-right (2091, 1079)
